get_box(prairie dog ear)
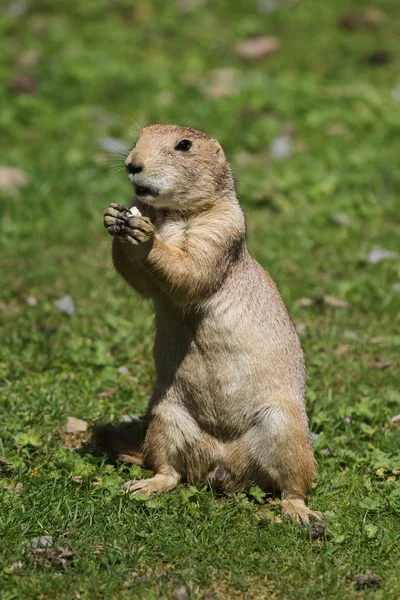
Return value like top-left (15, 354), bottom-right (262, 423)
top-left (210, 138), bottom-right (225, 160)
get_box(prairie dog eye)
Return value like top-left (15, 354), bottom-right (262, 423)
top-left (175, 139), bottom-right (192, 151)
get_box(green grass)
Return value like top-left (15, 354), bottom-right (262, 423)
top-left (1, 0), bottom-right (400, 598)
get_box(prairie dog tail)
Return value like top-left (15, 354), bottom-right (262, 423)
top-left (92, 425), bottom-right (145, 466)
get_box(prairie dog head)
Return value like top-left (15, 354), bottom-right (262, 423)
top-left (125, 125), bottom-right (235, 211)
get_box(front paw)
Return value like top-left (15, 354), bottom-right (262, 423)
top-left (103, 203), bottom-right (154, 245)
top-left (103, 203), bottom-right (130, 236)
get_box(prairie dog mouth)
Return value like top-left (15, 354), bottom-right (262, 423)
top-left (133, 183), bottom-right (159, 198)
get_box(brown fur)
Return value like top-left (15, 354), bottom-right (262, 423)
top-left (101, 124), bottom-right (321, 523)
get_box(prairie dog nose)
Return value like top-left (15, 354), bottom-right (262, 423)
top-left (125, 161), bottom-right (144, 175)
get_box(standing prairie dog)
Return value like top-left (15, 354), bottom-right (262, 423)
top-left (102, 124), bottom-right (321, 523)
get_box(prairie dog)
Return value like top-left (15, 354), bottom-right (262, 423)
top-left (102, 124), bottom-right (321, 523)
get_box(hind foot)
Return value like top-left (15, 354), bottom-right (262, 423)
top-left (281, 498), bottom-right (323, 524)
top-left (122, 472), bottom-right (179, 495)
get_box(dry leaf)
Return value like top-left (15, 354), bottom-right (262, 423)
top-left (202, 68), bottom-right (241, 99)
top-left (30, 547), bottom-right (74, 569)
top-left (9, 73), bottom-right (37, 94)
top-left (330, 213), bottom-right (352, 227)
top-left (235, 36), bottom-right (280, 61)
top-left (257, 0), bottom-right (280, 14)
top-left (26, 295), bottom-right (38, 307)
top-left (0, 456), bottom-right (12, 472)
top-left (342, 330), bottom-right (361, 341)
top-left (299, 297), bottom-right (313, 308)
top-left (374, 360), bottom-right (392, 369)
top-left (18, 49), bottom-right (41, 67)
top-left (363, 8), bottom-right (386, 25)
top-left (0, 166), bottom-right (29, 190)
top-left (176, 0), bottom-right (208, 11)
top-left (390, 414), bottom-right (400, 424)
top-left (335, 344), bottom-right (351, 357)
top-left (315, 295), bottom-right (350, 309)
top-left (10, 482), bottom-right (23, 495)
top-left (308, 520), bottom-right (326, 539)
top-left (354, 571), bottom-right (382, 589)
top-left (97, 387), bottom-right (117, 399)
top-left (8, 561), bottom-right (23, 572)
top-left (117, 365), bottom-right (130, 376)
top-left (370, 336), bottom-right (386, 344)
top-left (64, 416), bottom-right (88, 433)
top-left (326, 123), bottom-right (350, 136)
top-left (174, 586), bottom-right (189, 600)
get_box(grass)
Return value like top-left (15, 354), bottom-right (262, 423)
top-left (1, 0), bottom-right (400, 598)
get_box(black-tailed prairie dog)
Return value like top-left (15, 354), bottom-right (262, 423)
top-left (102, 124), bottom-right (321, 523)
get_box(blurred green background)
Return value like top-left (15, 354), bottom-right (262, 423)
top-left (1, 1), bottom-right (400, 599)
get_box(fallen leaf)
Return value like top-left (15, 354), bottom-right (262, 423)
top-left (370, 336), bottom-right (386, 344)
top-left (18, 49), bottom-right (41, 67)
top-left (308, 520), bottom-right (326, 539)
top-left (354, 571), bottom-right (382, 589)
top-left (235, 36), bottom-right (280, 61)
top-left (342, 330), bottom-right (361, 341)
top-left (26, 295), bottom-right (38, 307)
top-left (330, 213), bottom-right (352, 227)
top-left (363, 8), bottom-right (386, 25)
top-left (0, 456), bottom-right (12, 472)
top-left (0, 166), bottom-right (29, 190)
top-left (31, 536), bottom-right (53, 549)
top-left (335, 344), bottom-right (351, 356)
top-left (30, 547), bottom-right (74, 569)
top-left (202, 68), bottom-right (241, 99)
top-left (374, 360), bottom-right (392, 369)
top-left (257, 0), bottom-right (280, 14)
top-left (117, 365), bottom-right (130, 376)
top-left (10, 482), bottom-right (23, 495)
top-left (390, 414), bottom-right (400, 424)
top-left (9, 73), bottom-right (37, 94)
top-left (315, 295), bottom-right (350, 309)
top-left (64, 416), bottom-right (88, 434)
top-left (174, 586), bottom-right (189, 600)
top-left (338, 8), bottom-right (386, 30)
top-left (326, 123), bottom-right (350, 136)
top-left (97, 387), bottom-right (117, 399)
top-left (176, 0), bottom-right (208, 10)
top-left (299, 297), bottom-right (313, 308)
top-left (54, 295), bottom-right (75, 316)
top-left (7, 561), bottom-right (23, 572)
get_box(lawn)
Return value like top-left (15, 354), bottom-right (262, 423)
top-left (1, 0), bottom-right (400, 598)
